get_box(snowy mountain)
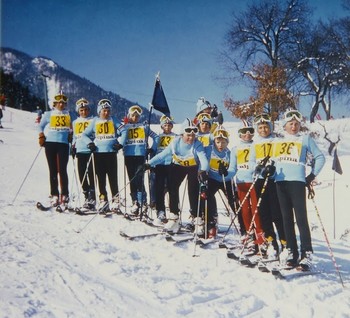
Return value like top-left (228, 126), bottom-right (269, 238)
top-left (0, 47), bottom-right (157, 122)
top-left (0, 108), bottom-right (349, 317)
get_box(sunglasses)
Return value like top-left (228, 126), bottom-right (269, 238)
top-left (76, 98), bottom-right (89, 108)
top-left (184, 127), bottom-right (198, 134)
top-left (285, 110), bottom-right (302, 122)
top-left (254, 113), bottom-right (271, 124)
top-left (54, 94), bottom-right (68, 103)
top-left (239, 127), bottom-right (255, 135)
top-left (214, 129), bottom-right (229, 139)
top-left (129, 105), bottom-right (142, 115)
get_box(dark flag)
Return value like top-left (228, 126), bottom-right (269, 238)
top-left (151, 76), bottom-right (170, 117)
top-left (332, 148), bottom-right (343, 175)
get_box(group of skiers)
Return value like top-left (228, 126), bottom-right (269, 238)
top-left (38, 92), bottom-right (325, 271)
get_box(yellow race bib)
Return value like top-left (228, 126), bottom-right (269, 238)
top-left (95, 121), bottom-right (115, 140)
top-left (173, 154), bottom-right (197, 166)
top-left (50, 114), bottom-right (70, 131)
top-left (274, 141), bottom-right (302, 164)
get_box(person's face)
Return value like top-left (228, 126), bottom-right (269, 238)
top-left (257, 123), bottom-right (271, 138)
top-left (129, 112), bottom-right (140, 123)
top-left (240, 132), bottom-right (254, 142)
top-left (54, 102), bottom-right (66, 111)
top-left (78, 107), bottom-right (90, 118)
top-left (199, 122), bottom-right (210, 133)
top-left (162, 123), bottom-right (173, 134)
top-left (214, 137), bottom-right (228, 152)
top-left (284, 119), bottom-right (300, 135)
top-left (182, 132), bottom-right (196, 144)
top-left (99, 108), bottom-right (111, 119)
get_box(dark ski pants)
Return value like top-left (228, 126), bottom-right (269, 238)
top-left (76, 152), bottom-right (95, 195)
top-left (207, 178), bottom-right (236, 225)
top-left (94, 152), bottom-right (118, 200)
top-left (255, 178), bottom-right (286, 245)
top-left (44, 142), bottom-right (69, 197)
top-left (125, 156), bottom-right (146, 202)
top-left (154, 164), bottom-right (171, 212)
top-left (168, 164), bottom-right (199, 216)
top-left (276, 181), bottom-right (313, 257)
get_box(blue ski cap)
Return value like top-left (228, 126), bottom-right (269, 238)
top-left (196, 97), bottom-right (211, 115)
top-left (97, 99), bottom-right (112, 114)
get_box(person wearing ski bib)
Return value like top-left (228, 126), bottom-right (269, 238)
top-left (71, 98), bottom-right (95, 209)
top-left (195, 112), bottom-right (213, 147)
top-left (274, 110), bottom-right (325, 270)
top-left (249, 113), bottom-right (286, 257)
top-left (231, 125), bottom-right (265, 248)
top-left (205, 126), bottom-right (237, 238)
top-left (118, 105), bottom-right (159, 215)
top-left (38, 92), bottom-right (72, 207)
top-left (152, 115), bottom-right (177, 226)
top-left (146, 118), bottom-right (209, 233)
top-left (81, 99), bottom-right (122, 212)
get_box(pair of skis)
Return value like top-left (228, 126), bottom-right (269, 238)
top-left (226, 245), bottom-right (320, 280)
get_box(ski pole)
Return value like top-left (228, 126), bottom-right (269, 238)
top-left (11, 147), bottom-right (42, 205)
top-left (179, 175), bottom-right (188, 225)
top-left (219, 155), bottom-right (270, 245)
top-left (218, 190), bottom-right (239, 234)
top-left (238, 164), bottom-right (273, 258)
top-left (192, 182), bottom-right (207, 257)
top-left (308, 185), bottom-right (345, 288)
top-left (219, 175), bottom-right (259, 244)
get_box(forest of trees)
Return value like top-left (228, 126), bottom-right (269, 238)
top-left (219, 0), bottom-right (350, 123)
top-left (0, 69), bottom-right (45, 112)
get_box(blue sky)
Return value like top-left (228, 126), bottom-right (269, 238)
top-left (1, 0), bottom-right (347, 121)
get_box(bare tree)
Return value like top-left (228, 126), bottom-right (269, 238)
top-left (219, 0), bottom-right (311, 83)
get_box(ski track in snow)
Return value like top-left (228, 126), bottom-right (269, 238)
top-left (0, 108), bottom-right (350, 317)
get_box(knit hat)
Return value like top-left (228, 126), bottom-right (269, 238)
top-left (75, 98), bottom-right (89, 112)
top-left (97, 99), bottom-right (112, 114)
top-left (181, 118), bottom-right (198, 134)
top-left (160, 115), bottom-right (174, 127)
top-left (196, 97), bottom-right (211, 115)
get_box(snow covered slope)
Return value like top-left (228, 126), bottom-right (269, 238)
top-left (0, 108), bottom-right (349, 317)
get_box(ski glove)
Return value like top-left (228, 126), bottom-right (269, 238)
top-left (143, 163), bottom-right (151, 171)
top-left (68, 132), bottom-right (73, 144)
top-left (261, 164), bottom-right (276, 178)
top-left (305, 173), bottom-right (315, 186)
top-left (71, 145), bottom-right (76, 159)
top-left (198, 170), bottom-right (208, 183)
top-left (218, 162), bottom-right (228, 176)
top-left (146, 148), bottom-right (155, 156)
top-left (254, 164), bottom-right (265, 176)
top-left (113, 143), bottom-right (123, 151)
top-left (87, 142), bottom-right (97, 152)
top-left (38, 132), bottom-right (46, 147)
